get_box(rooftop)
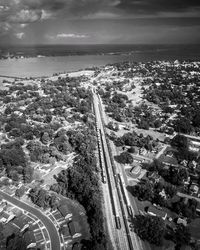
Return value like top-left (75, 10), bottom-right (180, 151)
top-left (147, 206), bottom-right (167, 220)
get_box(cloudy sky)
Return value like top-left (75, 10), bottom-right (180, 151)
top-left (0, 0), bottom-right (200, 45)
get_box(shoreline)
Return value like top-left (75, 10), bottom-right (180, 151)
top-left (1, 52), bottom-right (200, 79)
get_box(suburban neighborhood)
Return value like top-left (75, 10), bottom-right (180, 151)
top-left (0, 59), bottom-right (200, 249)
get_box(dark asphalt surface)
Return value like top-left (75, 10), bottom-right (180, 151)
top-left (0, 191), bottom-right (61, 250)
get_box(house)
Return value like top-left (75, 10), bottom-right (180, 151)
top-left (165, 151), bottom-right (174, 158)
top-left (6, 213), bottom-right (15, 224)
top-left (196, 202), bottom-right (200, 214)
top-left (180, 160), bottom-right (188, 167)
top-left (177, 217), bottom-right (187, 227)
top-left (147, 172), bottom-right (161, 183)
top-left (190, 184), bottom-right (199, 196)
top-left (130, 164), bottom-right (142, 178)
top-left (72, 243), bottom-right (80, 250)
top-left (60, 224), bottom-right (70, 237)
top-left (68, 221), bottom-right (81, 238)
top-left (189, 146), bottom-right (199, 152)
top-left (188, 160), bottom-right (197, 169)
top-left (180, 246), bottom-right (192, 250)
top-left (188, 218), bottom-right (200, 240)
top-left (23, 231), bottom-right (36, 249)
top-left (159, 189), bottom-right (167, 199)
top-left (27, 243), bottom-right (37, 249)
top-left (147, 206), bottom-right (167, 220)
top-left (184, 176), bottom-right (190, 185)
top-left (0, 217), bottom-right (7, 223)
top-left (20, 224), bottom-right (29, 233)
top-left (139, 147), bottom-right (147, 155)
top-left (58, 205), bottom-right (71, 219)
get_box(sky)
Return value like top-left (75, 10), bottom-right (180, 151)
top-left (0, 0), bottom-right (200, 45)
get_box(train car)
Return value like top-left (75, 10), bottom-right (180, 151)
top-left (102, 174), bottom-right (106, 184)
top-left (115, 216), bottom-right (121, 229)
top-left (127, 205), bottom-right (133, 217)
top-left (117, 173), bottom-right (121, 184)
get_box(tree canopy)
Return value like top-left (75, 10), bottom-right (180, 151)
top-left (132, 214), bottom-right (165, 246)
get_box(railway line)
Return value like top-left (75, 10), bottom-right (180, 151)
top-left (93, 89), bottom-right (141, 250)
top-left (99, 115), bottom-right (135, 250)
top-left (99, 129), bottom-right (121, 229)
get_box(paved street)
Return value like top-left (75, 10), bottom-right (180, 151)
top-left (0, 190), bottom-right (61, 250)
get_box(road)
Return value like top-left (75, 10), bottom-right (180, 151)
top-left (177, 192), bottom-right (200, 203)
top-left (0, 191), bottom-right (61, 250)
top-left (155, 144), bottom-right (168, 159)
top-left (180, 133), bottom-right (200, 142)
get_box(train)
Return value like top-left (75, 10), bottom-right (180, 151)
top-left (115, 216), bottom-right (121, 229)
top-left (117, 173), bottom-right (133, 217)
top-left (96, 127), bottom-right (107, 184)
top-left (95, 94), bottom-right (135, 249)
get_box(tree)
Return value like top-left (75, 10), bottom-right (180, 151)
top-left (15, 186), bottom-right (25, 198)
top-left (159, 166), bottom-right (188, 186)
top-left (165, 184), bottom-right (177, 198)
top-left (50, 124), bottom-right (106, 249)
top-left (152, 192), bottom-right (167, 207)
top-left (154, 120), bottom-right (162, 128)
top-left (23, 166), bottom-right (33, 183)
top-left (128, 146), bottom-right (135, 153)
top-left (173, 224), bottom-right (191, 248)
top-left (114, 151), bottom-right (133, 164)
top-left (45, 114), bottom-right (52, 123)
top-left (0, 223), bottom-right (5, 248)
top-left (0, 142), bottom-right (27, 180)
top-left (139, 119), bottom-right (149, 130)
top-left (114, 137), bottom-right (124, 147)
top-left (128, 182), bottom-right (154, 201)
top-left (9, 128), bottom-right (22, 137)
top-left (171, 134), bottom-right (188, 149)
top-left (107, 121), bottom-right (119, 132)
top-left (174, 117), bottom-right (192, 134)
top-left (9, 170), bottom-right (19, 182)
top-left (132, 215), bottom-right (165, 246)
top-left (41, 132), bottom-right (50, 145)
top-left (143, 159), bottom-right (164, 172)
top-left (0, 145), bottom-right (26, 168)
top-left (6, 232), bottom-right (27, 250)
top-left (121, 132), bottom-right (137, 146)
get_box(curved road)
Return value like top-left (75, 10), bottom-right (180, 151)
top-left (0, 191), bottom-right (61, 250)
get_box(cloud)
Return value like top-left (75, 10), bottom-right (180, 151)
top-left (20, 23), bottom-right (28, 28)
top-left (57, 33), bottom-right (88, 38)
top-left (15, 32), bottom-right (24, 39)
top-left (9, 9), bottom-right (42, 23)
top-left (41, 10), bottom-right (54, 20)
top-left (0, 0), bottom-right (119, 34)
top-left (85, 11), bottom-right (121, 19)
top-left (47, 33), bottom-right (88, 40)
top-left (1, 0), bottom-right (200, 44)
top-left (46, 33), bottom-right (88, 41)
top-left (0, 22), bottom-right (11, 32)
top-left (0, 5), bottom-right (10, 11)
top-left (117, 0), bottom-right (200, 14)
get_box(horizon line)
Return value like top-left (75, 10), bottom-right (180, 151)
top-left (0, 43), bottom-right (200, 47)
